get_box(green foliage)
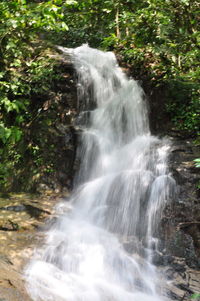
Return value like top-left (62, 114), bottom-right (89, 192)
top-left (0, 0), bottom-right (69, 189)
top-left (191, 293), bottom-right (200, 300)
top-left (194, 159), bottom-right (200, 168)
top-left (166, 77), bottom-right (199, 133)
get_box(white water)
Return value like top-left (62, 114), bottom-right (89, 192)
top-left (26, 45), bottom-right (175, 301)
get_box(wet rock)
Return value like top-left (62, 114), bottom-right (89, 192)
top-left (0, 220), bottom-right (19, 231)
top-left (155, 137), bottom-right (200, 299)
top-left (0, 260), bottom-right (32, 301)
top-left (152, 252), bottom-right (174, 266)
top-left (189, 270), bottom-right (200, 293)
top-left (160, 257), bottom-right (200, 300)
top-left (23, 204), bottom-right (50, 219)
top-left (152, 252), bottom-right (165, 266)
top-left (161, 138), bottom-right (200, 264)
top-left (0, 205), bottom-right (26, 212)
top-left (0, 192), bottom-right (61, 301)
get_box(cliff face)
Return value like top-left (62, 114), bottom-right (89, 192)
top-left (160, 138), bottom-right (200, 300)
top-left (166, 138), bottom-right (200, 263)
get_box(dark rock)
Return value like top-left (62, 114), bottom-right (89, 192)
top-left (165, 267), bottom-right (175, 280)
top-left (0, 220), bottom-right (19, 231)
top-left (171, 262), bottom-right (186, 273)
top-left (0, 205), bottom-right (26, 212)
top-left (0, 255), bottom-right (13, 266)
top-left (168, 291), bottom-right (183, 300)
top-left (152, 253), bottom-right (174, 266)
top-left (157, 137), bottom-right (200, 299)
top-left (0, 204), bottom-right (50, 219)
top-left (23, 204), bottom-right (50, 219)
top-left (176, 283), bottom-right (194, 294)
top-left (152, 252), bottom-right (164, 266)
top-left (161, 138), bottom-right (200, 265)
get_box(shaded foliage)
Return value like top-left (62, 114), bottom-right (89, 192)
top-left (0, 0), bottom-right (68, 189)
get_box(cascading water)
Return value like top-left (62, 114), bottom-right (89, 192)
top-left (26, 45), bottom-right (175, 301)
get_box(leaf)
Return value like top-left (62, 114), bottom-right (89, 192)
top-left (11, 127), bottom-right (22, 142)
top-left (61, 22), bottom-right (68, 30)
top-left (194, 159), bottom-right (200, 168)
top-left (66, 0), bottom-right (78, 4)
top-left (0, 124), bottom-right (11, 144)
top-left (191, 293), bottom-right (200, 299)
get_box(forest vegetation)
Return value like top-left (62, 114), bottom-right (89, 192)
top-left (0, 0), bottom-right (199, 191)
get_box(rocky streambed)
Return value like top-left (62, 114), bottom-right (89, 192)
top-left (0, 192), bottom-right (64, 301)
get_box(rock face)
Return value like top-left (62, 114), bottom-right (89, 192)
top-left (157, 137), bottom-right (200, 300)
top-left (166, 138), bottom-right (200, 262)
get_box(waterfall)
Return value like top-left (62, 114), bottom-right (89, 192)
top-left (25, 45), bottom-right (175, 301)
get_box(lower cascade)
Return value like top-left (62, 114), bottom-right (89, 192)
top-left (26, 45), bottom-right (176, 301)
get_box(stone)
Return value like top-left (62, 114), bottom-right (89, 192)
top-left (0, 192), bottom-right (60, 301)
top-left (0, 220), bottom-right (19, 231)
